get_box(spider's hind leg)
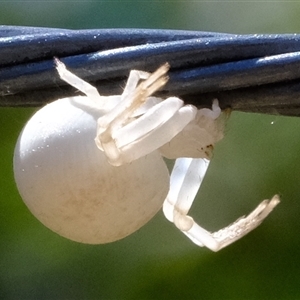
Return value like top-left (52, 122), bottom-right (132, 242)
top-left (163, 157), bottom-right (280, 251)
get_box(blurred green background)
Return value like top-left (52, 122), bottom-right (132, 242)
top-left (1, 2), bottom-right (300, 299)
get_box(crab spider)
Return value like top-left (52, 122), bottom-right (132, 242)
top-left (13, 59), bottom-right (279, 251)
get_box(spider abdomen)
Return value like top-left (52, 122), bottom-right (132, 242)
top-left (14, 97), bottom-right (169, 243)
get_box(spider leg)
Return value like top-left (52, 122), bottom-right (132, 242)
top-left (96, 64), bottom-right (170, 134)
top-left (163, 157), bottom-right (280, 251)
top-left (95, 63), bottom-right (199, 166)
top-left (122, 69), bottom-right (150, 98)
top-left (55, 58), bottom-right (103, 105)
top-left (97, 98), bottom-right (197, 165)
top-left (115, 101), bottom-right (197, 164)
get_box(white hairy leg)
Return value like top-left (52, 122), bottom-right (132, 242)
top-left (121, 69), bottom-right (150, 98)
top-left (55, 58), bottom-right (161, 113)
top-left (55, 58), bottom-right (103, 105)
top-left (95, 65), bottom-right (198, 166)
top-left (163, 157), bottom-right (280, 251)
top-left (96, 64), bottom-right (169, 134)
top-left (163, 158), bottom-right (210, 247)
top-left (110, 99), bottom-right (197, 164)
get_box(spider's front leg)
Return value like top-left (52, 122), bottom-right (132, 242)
top-left (95, 64), bottom-right (198, 166)
top-left (56, 60), bottom-right (197, 167)
top-left (163, 157), bottom-right (280, 251)
top-left (55, 58), bottom-right (104, 106)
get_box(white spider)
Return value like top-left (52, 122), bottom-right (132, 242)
top-left (13, 59), bottom-right (279, 251)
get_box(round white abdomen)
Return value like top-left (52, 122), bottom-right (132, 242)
top-left (14, 97), bottom-right (169, 244)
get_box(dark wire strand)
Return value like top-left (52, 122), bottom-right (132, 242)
top-left (1, 26), bottom-right (300, 116)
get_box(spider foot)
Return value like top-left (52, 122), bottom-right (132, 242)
top-left (210, 195), bottom-right (280, 250)
top-left (174, 195), bottom-right (280, 251)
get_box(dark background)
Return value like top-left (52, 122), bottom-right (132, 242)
top-left (1, 2), bottom-right (300, 299)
